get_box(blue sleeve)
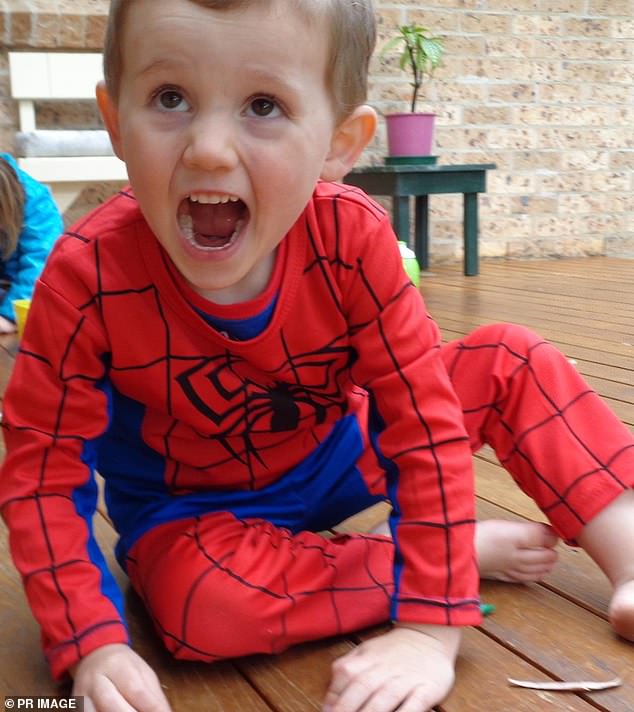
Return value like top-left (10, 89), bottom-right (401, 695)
top-left (0, 154), bottom-right (64, 321)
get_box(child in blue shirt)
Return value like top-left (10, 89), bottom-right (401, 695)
top-left (0, 153), bottom-right (63, 332)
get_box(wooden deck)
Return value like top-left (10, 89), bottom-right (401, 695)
top-left (1, 256), bottom-right (633, 710)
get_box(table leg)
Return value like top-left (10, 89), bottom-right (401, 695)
top-left (463, 192), bottom-right (479, 276)
top-left (414, 195), bottom-right (429, 270)
top-left (392, 195), bottom-right (410, 245)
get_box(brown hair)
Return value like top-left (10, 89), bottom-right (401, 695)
top-left (103, 0), bottom-right (376, 122)
top-left (0, 158), bottom-right (25, 260)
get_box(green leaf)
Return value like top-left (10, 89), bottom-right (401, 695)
top-left (381, 36), bottom-right (403, 55)
top-left (379, 22), bottom-right (446, 110)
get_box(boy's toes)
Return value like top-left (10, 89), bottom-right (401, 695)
top-left (519, 522), bottom-right (559, 549)
top-left (609, 580), bottom-right (634, 641)
top-left (504, 547), bottom-right (559, 582)
top-left (476, 520), bottom-right (560, 583)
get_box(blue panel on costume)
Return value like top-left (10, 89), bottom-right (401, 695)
top-left (96, 383), bottom-right (383, 567)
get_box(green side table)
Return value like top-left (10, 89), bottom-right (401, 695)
top-left (344, 163), bottom-right (496, 276)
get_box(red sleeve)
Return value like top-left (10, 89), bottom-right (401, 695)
top-left (339, 205), bottom-right (481, 627)
top-left (0, 267), bottom-right (129, 679)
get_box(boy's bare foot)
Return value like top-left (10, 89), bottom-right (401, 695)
top-left (475, 520), bottom-right (559, 583)
top-left (576, 490), bottom-right (634, 642)
top-left (370, 518), bottom-right (559, 583)
top-left (609, 580), bottom-right (634, 641)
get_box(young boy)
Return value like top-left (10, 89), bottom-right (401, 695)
top-left (1, 1), bottom-right (633, 711)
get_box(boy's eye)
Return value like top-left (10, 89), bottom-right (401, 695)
top-left (246, 96), bottom-right (282, 118)
top-left (154, 89), bottom-right (190, 112)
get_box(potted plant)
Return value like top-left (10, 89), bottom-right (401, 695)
top-left (381, 23), bottom-right (445, 161)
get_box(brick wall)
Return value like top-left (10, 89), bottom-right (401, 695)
top-left (1, 0), bottom-right (633, 262)
top-left (0, 1), bottom-right (109, 147)
top-left (373, 1), bottom-right (634, 261)
top-left (0, 0), bottom-right (114, 225)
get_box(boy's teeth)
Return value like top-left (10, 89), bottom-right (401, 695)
top-left (189, 193), bottom-right (239, 205)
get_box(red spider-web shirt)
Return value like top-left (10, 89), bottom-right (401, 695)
top-left (0, 181), bottom-right (480, 678)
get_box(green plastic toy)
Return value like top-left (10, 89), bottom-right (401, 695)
top-left (398, 241), bottom-right (421, 288)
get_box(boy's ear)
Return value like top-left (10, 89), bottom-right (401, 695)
top-left (320, 105), bottom-right (377, 182)
top-left (96, 80), bottom-right (125, 160)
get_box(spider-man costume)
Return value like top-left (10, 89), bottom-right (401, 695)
top-left (1, 182), bottom-right (633, 679)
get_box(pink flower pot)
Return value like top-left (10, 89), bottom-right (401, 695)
top-left (385, 113), bottom-right (436, 157)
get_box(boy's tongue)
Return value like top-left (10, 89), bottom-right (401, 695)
top-left (189, 200), bottom-right (244, 244)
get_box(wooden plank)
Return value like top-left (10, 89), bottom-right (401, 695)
top-left (236, 639), bottom-right (354, 712)
top-left (430, 311), bottom-right (634, 360)
top-left (353, 624), bottom-right (607, 712)
top-left (423, 268), bottom-right (634, 307)
top-left (477, 581), bottom-right (634, 712)
top-left (478, 263), bottom-right (634, 294)
top-left (426, 287), bottom-right (634, 327)
top-left (237, 625), bottom-right (602, 712)
top-left (444, 628), bottom-right (600, 712)
top-left (423, 287), bottom-right (634, 335)
top-left (421, 261), bottom-right (634, 366)
top-left (421, 276), bottom-right (634, 317)
top-left (431, 308), bottom-right (634, 357)
top-left (475, 457), bottom-right (546, 522)
top-left (424, 258), bottom-right (634, 297)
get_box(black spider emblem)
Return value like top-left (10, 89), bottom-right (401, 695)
top-left (175, 340), bottom-right (358, 438)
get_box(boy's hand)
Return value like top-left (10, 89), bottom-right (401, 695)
top-left (71, 644), bottom-right (172, 712)
top-left (323, 624), bottom-right (460, 712)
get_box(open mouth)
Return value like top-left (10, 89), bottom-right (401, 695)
top-left (178, 193), bottom-right (248, 251)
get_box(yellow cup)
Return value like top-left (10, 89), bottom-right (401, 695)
top-left (13, 299), bottom-right (31, 339)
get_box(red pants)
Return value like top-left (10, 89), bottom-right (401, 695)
top-left (127, 324), bottom-right (634, 661)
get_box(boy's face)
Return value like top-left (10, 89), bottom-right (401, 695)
top-left (101, 0), bottom-right (345, 303)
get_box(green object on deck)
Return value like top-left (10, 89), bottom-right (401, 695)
top-left (398, 241), bottom-right (421, 288)
top-left (480, 602), bottom-right (496, 616)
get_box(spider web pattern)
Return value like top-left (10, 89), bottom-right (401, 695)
top-left (122, 322), bottom-right (634, 661)
top-left (1, 184), bottom-right (632, 675)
